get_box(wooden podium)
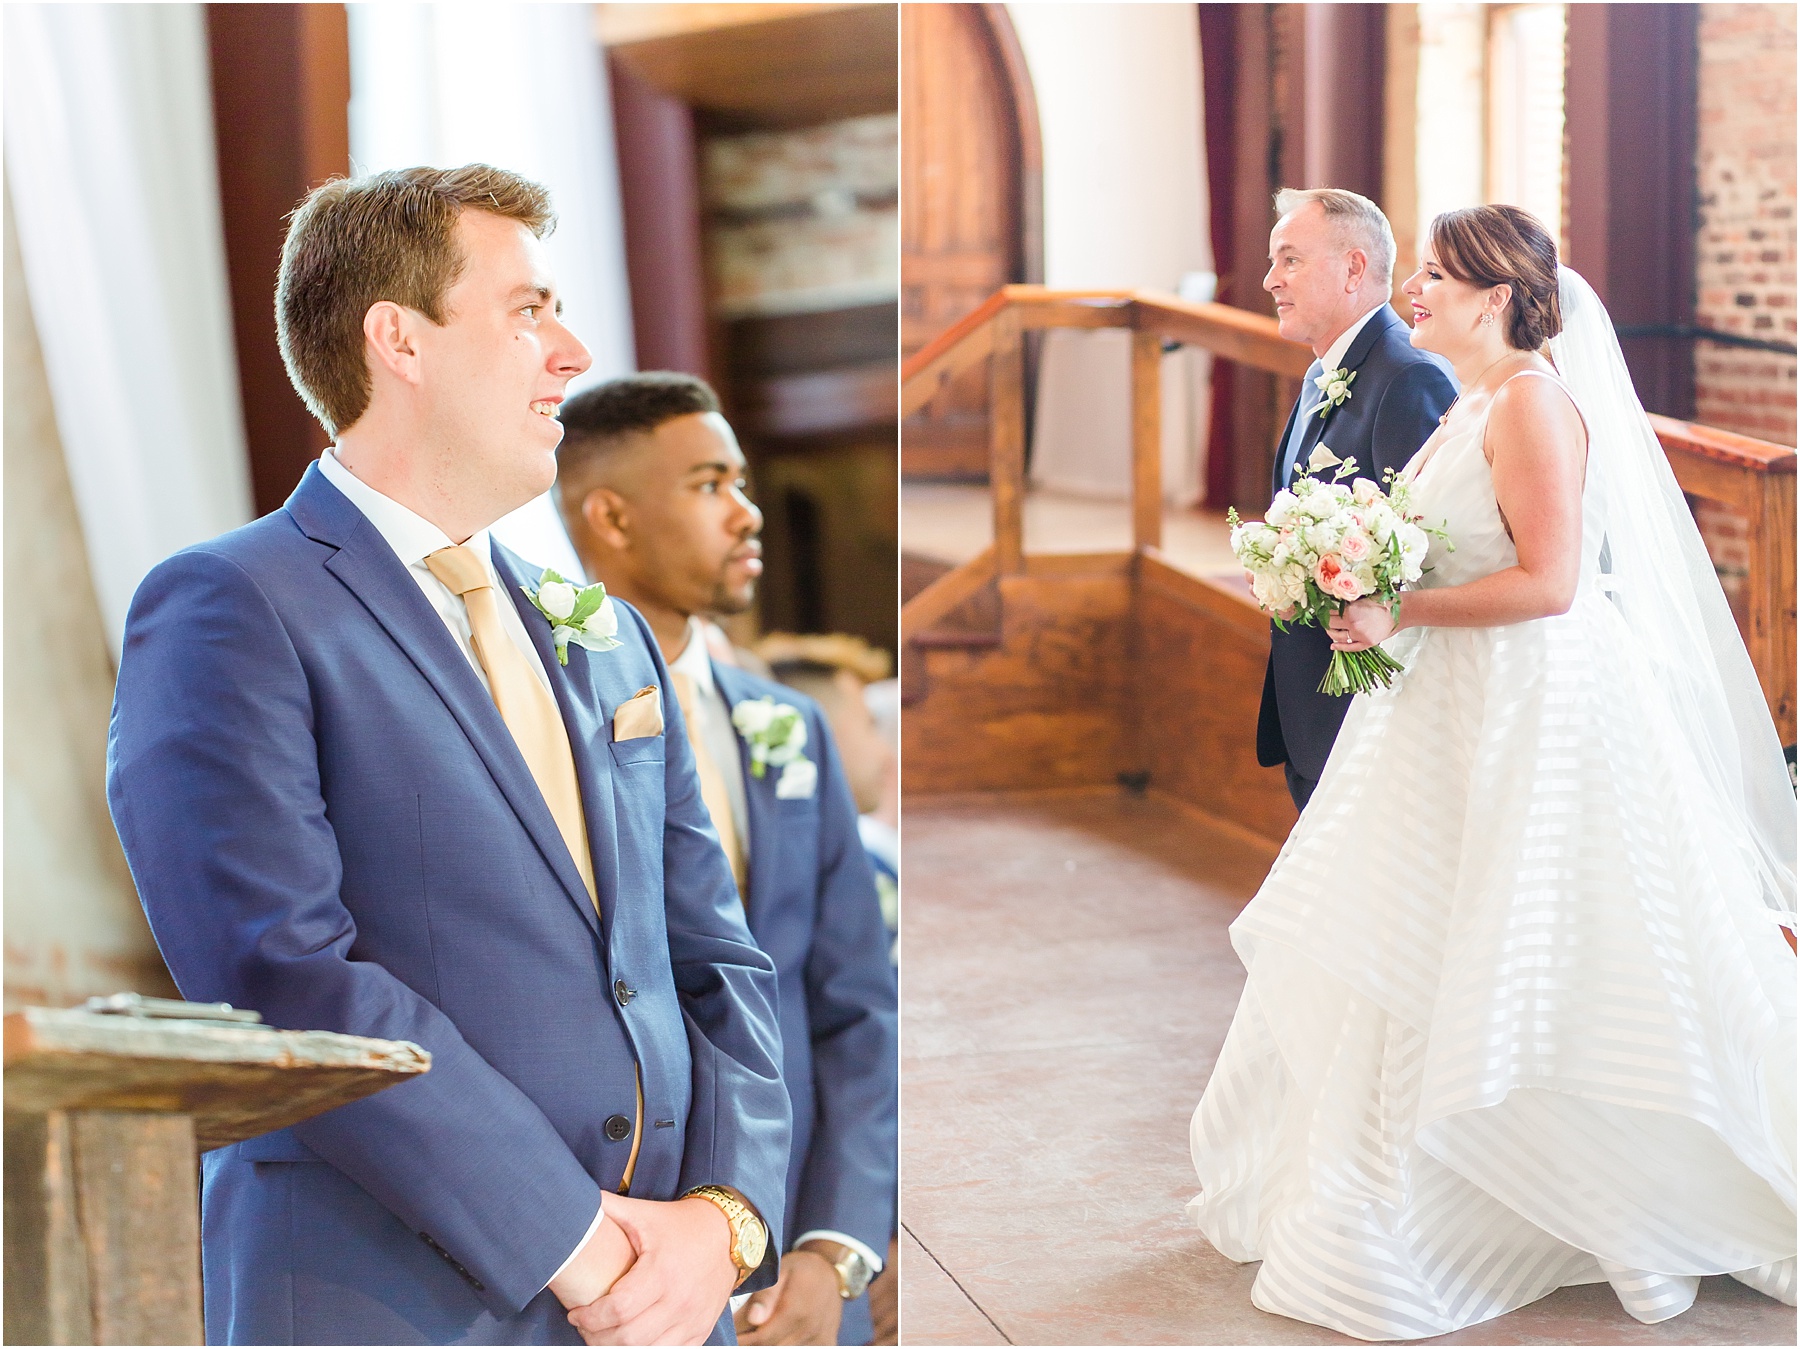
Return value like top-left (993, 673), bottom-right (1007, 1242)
top-left (4, 1001), bottom-right (429, 1345)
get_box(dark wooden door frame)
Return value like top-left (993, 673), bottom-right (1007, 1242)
top-left (1565, 3), bottom-right (1699, 419)
top-left (206, 4), bottom-right (350, 517)
top-left (973, 4), bottom-right (1043, 289)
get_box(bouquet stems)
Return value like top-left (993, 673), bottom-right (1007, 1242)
top-left (1318, 644), bottom-right (1407, 696)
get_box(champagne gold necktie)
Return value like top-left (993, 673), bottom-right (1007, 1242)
top-left (424, 545), bottom-right (596, 905)
top-left (669, 671), bottom-right (747, 899)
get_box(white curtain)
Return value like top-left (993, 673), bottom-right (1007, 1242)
top-left (4, 4), bottom-right (255, 660)
top-left (348, 3), bottom-right (637, 580)
top-left (1007, 3), bottom-right (1214, 506)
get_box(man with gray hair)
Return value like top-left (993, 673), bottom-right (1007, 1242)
top-left (1254, 187), bottom-right (1457, 811)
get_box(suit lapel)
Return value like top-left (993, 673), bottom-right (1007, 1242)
top-left (1287, 306), bottom-right (1402, 488)
top-left (710, 662), bottom-right (776, 925)
top-left (1272, 398), bottom-right (1303, 499)
top-left (492, 544), bottom-right (623, 939)
top-left (286, 468), bottom-right (601, 936)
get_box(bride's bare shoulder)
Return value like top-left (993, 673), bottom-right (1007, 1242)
top-left (1485, 365), bottom-right (1586, 462)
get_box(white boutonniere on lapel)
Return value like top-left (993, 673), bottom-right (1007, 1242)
top-left (1314, 365), bottom-right (1356, 419)
top-left (730, 696), bottom-right (817, 798)
top-left (521, 569), bottom-right (621, 666)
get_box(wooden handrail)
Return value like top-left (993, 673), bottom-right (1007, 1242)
top-left (1649, 413), bottom-right (1797, 476)
top-left (902, 286), bottom-right (1797, 737)
top-left (900, 545), bottom-right (997, 643)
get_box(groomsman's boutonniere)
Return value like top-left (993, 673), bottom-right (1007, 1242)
top-left (522, 569), bottom-right (621, 665)
top-left (1314, 365), bottom-right (1356, 419)
top-left (731, 696), bottom-right (817, 798)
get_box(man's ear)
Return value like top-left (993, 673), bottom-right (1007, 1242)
top-left (581, 486), bottom-right (632, 553)
top-left (363, 301), bottom-right (421, 383)
top-left (1344, 247), bottom-right (1370, 291)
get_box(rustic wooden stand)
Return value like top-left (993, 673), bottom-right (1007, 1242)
top-left (4, 1006), bottom-right (429, 1346)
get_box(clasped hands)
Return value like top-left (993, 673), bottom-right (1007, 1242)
top-left (550, 1193), bottom-right (738, 1346)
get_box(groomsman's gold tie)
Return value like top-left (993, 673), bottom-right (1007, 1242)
top-left (670, 671), bottom-right (747, 899)
top-left (425, 545), bottom-right (596, 906)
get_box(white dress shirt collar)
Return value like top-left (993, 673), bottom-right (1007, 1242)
top-left (317, 448), bottom-right (496, 575)
top-left (668, 615), bottom-right (717, 696)
top-left (1320, 301), bottom-right (1388, 374)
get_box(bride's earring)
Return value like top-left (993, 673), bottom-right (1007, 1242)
top-left (1480, 312), bottom-right (1495, 327)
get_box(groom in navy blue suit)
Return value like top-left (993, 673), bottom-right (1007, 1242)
top-left (555, 374), bottom-right (898, 1347)
top-left (107, 167), bottom-right (789, 1346)
top-left (1254, 188), bottom-right (1457, 811)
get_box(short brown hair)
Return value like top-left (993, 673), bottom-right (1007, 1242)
top-left (276, 165), bottom-right (555, 436)
top-left (1427, 205), bottom-right (1562, 351)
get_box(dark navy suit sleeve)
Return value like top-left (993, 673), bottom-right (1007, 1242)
top-left (645, 615), bottom-right (792, 1288)
top-left (791, 711), bottom-right (899, 1255)
top-left (1370, 358), bottom-right (1458, 482)
top-left (106, 550), bottom-right (602, 1318)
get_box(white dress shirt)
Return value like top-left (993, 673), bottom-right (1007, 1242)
top-left (1320, 300), bottom-right (1387, 380)
top-left (316, 450), bottom-right (554, 698)
top-left (315, 451), bottom-right (606, 1286)
top-left (669, 617), bottom-right (751, 862)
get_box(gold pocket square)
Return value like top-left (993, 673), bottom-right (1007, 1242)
top-left (613, 686), bottom-right (664, 742)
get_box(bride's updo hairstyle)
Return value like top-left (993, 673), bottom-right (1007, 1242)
top-left (1427, 205), bottom-right (1562, 351)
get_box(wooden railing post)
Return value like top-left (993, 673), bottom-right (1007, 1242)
top-left (1749, 471), bottom-right (1797, 738)
top-left (989, 309), bottom-right (1026, 575)
top-left (1130, 328), bottom-right (1163, 553)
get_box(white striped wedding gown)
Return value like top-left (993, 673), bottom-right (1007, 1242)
top-left (1188, 374), bottom-right (1796, 1340)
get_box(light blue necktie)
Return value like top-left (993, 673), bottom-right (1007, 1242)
top-left (1279, 359), bottom-right (1326, 487)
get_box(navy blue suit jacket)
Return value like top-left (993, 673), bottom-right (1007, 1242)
top-left (710, 663), bottom-right (898, 1341)
top-left (105, 465), bottom-right (791, 1345)
top-left (1256, 305), bottom-right (1457, 781)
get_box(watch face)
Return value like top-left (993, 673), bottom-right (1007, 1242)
top-left (736, 1218), bottom-right (767, 1272)
top-left (838, 1253), bottom-right (874, 1299)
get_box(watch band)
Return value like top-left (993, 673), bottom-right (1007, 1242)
top-left (683, 1185), bottom-right (767, 1288)
top-left (798, 1238), bottom-right (876, 1300)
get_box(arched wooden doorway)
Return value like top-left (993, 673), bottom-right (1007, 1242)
top-left (900, 2), bottom-right (1041, 480)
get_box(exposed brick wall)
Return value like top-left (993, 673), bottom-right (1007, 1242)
top-left (1694, 3), bottom-right (1797, 447)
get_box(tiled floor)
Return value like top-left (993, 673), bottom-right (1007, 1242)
top-left (899, 789), bottom-right (1797, 1346)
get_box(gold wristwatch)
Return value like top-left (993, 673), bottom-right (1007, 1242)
top-left (684, 1185), bottom-right (767, 1288)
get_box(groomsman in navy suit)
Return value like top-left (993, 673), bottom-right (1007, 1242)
top-left (556, 374), bottom-right (898, 1347)
top-left (107, 167), bottom-right (789, 1345)
top-left (1255, 187), bottom-right (1457, 811)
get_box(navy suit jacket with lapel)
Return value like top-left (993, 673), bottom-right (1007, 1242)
top-left (1256, 305), bottom-right (1457, 782)
top-left (106, 464), bottom-right (790, 1345)
top-left (709, 664), bottom-right (898, 1295)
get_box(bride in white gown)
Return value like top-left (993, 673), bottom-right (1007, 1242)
top-left (1188, 204), bottom-right (1797, 1341)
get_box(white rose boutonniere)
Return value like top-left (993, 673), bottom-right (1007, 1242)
top-left (1314, 365), bottom-right (1356, 419)
top-left (521, 568), bottom-right (621, 666)
top-left (730, 696), bottom-right (814, 794)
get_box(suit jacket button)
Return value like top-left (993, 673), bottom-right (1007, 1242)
top-left (614, 979), bottom-right (634, 1006)
top-left (604, 1114), bottom-right (632, 1142)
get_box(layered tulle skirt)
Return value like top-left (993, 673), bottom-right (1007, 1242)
top-left (1188, 590), bottom-right (1797, 1340)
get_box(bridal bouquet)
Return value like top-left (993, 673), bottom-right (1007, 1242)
top-left (1229, 447), bottom-right (1443, 695)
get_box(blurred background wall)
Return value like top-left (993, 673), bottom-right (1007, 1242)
top-left (3, 1), bottom-right (898, 1011)
top-left (900, 1), bottom-right (1796, 619)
